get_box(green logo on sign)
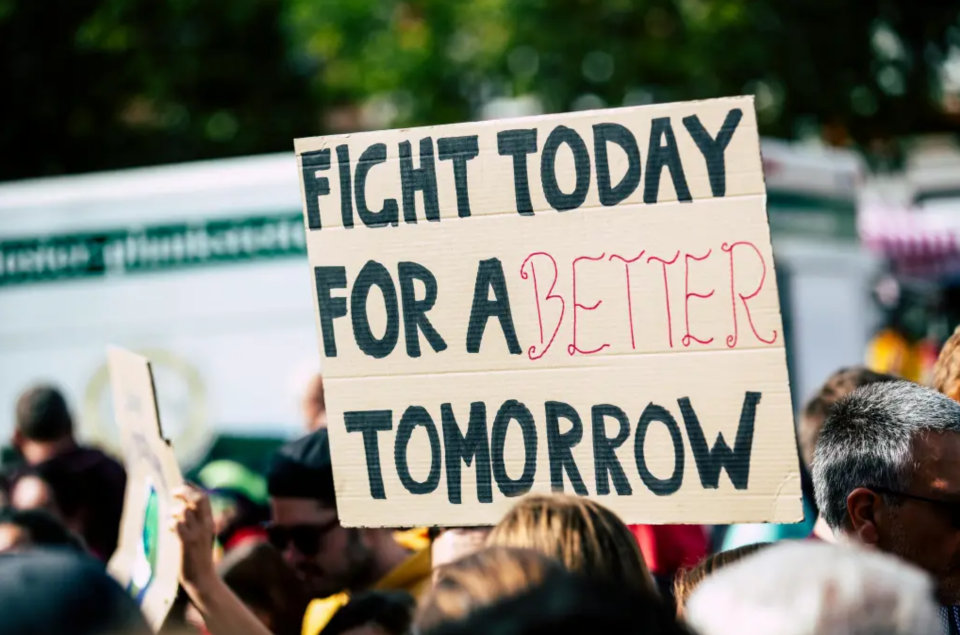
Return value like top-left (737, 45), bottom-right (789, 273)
top-left (128, 483), bottom-right (160, 604)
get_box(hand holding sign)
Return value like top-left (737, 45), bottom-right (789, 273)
top-left (296, 96), bottom-right (801, 528)
top-left (171, 485), bottom-right (218, 592)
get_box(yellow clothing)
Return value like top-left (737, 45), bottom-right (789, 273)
top-left (302, 543), bottom-right (432, 635)
top-left (373, 544), bottom-right (431, 596)
top-left (867, 328), bottom-right (919, 381)
top-left (394, 527), bottom-right (431, 552)
top-left (302, 594), bottom-right (349, 635)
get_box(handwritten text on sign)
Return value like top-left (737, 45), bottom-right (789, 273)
top-left (296, 97), bottom-right (801, 527)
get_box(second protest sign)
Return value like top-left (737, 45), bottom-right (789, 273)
top-left (296, 96), bottom-right (801, 527)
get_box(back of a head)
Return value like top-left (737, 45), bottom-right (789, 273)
top-left (685, 542), bottom-right (940, 635)
top-left (673, 542), bottom-right (770, 616)
top-left (423, 568), bottom-right (686, 635)
top-left (416, 546), bottom-right (564, 632)
top-left (324, 590), bottom-right (415, 635)
top-left (15, 384), bottom-right (73, 442)
top-left (267, 428), bottom-right (336, 505)
top-left (487, 493), bottom-right (654, 595)
top-left (0, 549), bottom-right (150, 635)
top-left (812, 380), bottom-right (960, 530)
top-left (798, 367), bottom-right (898, 468)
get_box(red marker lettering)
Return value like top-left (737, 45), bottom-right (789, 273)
top-left (609, 252), bottom-right (645, 350)
top-left (520, 252), bottom-right (565, 360)
top-left (682, 250), bottom-right (715, 347)
top-left (722, 241), bottom-right (778, 348)
top-left (647, 251), bottom-right (680, 348)
top-left (568, 253), bottom-right (610, 356)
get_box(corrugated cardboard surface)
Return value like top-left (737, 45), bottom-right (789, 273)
top-left (295, 96), bottom-right (802, 527)
top-left (106, 347), bottom-right (184, 632)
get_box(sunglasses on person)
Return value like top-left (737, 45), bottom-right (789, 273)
top-left (871, 487), bottom-right (960, 528)
top-left (264, 518), bottom-right (339, 556)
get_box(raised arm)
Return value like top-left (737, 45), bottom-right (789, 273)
top-left (171, 485), bottom-right (277, 635)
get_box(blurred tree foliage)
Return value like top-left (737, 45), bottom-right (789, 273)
top-left (2, 0), bottom-right (959, 181)
top-left (0, 0), bottom-right (318, 180)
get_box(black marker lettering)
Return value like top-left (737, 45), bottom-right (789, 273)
top-left (395, 406), bottom-right (442, 495)
top-left (591, 404), bottom-right (633, 496)
top-left (466, 258), bottom-right (521, 355)
top-left (593, 123), bottom-right (641, 206)
top-left (682, 108), bottom-right (743, 198)
top-left (541, 125), bottom-right (591, 212)
top-left (438, 135), bottom-right (480, 218)
top-left (345, 410), bottom-right (393, 499)
top-left (678, 391), bottom-right (760, 490)
top-left (351, 260), bottom-right (400, 359)
top-left (545, 401), bottom-right (587, 495)
top-left (313, 266), bottom-right (348, 357)
top-left (634, 403), bottom-right (685, 496)
top-left (398, 261), bottom-right (447, 358)
top-left (491, 400), bottom-right (537, 497)
top-left (441, 402), bottom-right (492, 504)
top-left (644, 118), bottom-right (692, 204)
top-left (300, 149), bottom-right (330, 230)
top-left (399, 137), bottom-right (440, 223)
top-left (497, 129), bottom-right (538, 216)
top-left (336, 144), bottom-right (355, 227)
top-left (355, 143), bottom-right (399, 227)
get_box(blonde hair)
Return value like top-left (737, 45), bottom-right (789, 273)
top-left (415, 546), bottom-right (562, 631)
top-left (486, 493), bottom-right (655, 595)
top-left (934, 326), bottom-right (960, 401)
top-left (673, 543), bottom-right (770, 617)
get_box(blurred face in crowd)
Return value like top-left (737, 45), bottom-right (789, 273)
top-left (850, 431), bottom-right (960, 604)
top-left (269, 497), bottom-right (375, 598)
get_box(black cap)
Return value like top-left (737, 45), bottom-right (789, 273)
top-left (267, 428), bottom-right (337, 505)
top-left (0, 549), bottom-right (151, 635)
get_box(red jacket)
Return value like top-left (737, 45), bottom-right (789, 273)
top-left (629, 524), bottom-right (710, 576)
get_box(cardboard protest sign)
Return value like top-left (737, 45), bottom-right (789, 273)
top-left (295, 96), bottom-right (801, 527)
top-left (106, 346), bottom-right (184, 632)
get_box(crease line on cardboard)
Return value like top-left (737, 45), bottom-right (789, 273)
top-left (323, 346), bottom-right (790, 382)
top-left (301, 193), bottom-right (771, 234)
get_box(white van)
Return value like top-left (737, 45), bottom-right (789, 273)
top-left (0, 153), bottom-right (315, 467)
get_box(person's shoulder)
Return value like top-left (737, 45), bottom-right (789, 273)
top-left (38, 447), bottom-right (127, 495)
top-left (69, 446), bottom-right (127, 476)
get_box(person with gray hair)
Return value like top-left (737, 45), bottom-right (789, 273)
top-left (685, 542), bottom-right (940, 635)
top-left (812, 380), bottom-right (960, 633)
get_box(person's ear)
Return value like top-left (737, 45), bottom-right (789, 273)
top-left (846, 487), bottom-right (883, 545)
top-left (12, 429), bottom-right (23, 450)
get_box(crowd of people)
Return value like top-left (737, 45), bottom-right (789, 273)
top-left (9, 325), bottom-right (960, 634)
